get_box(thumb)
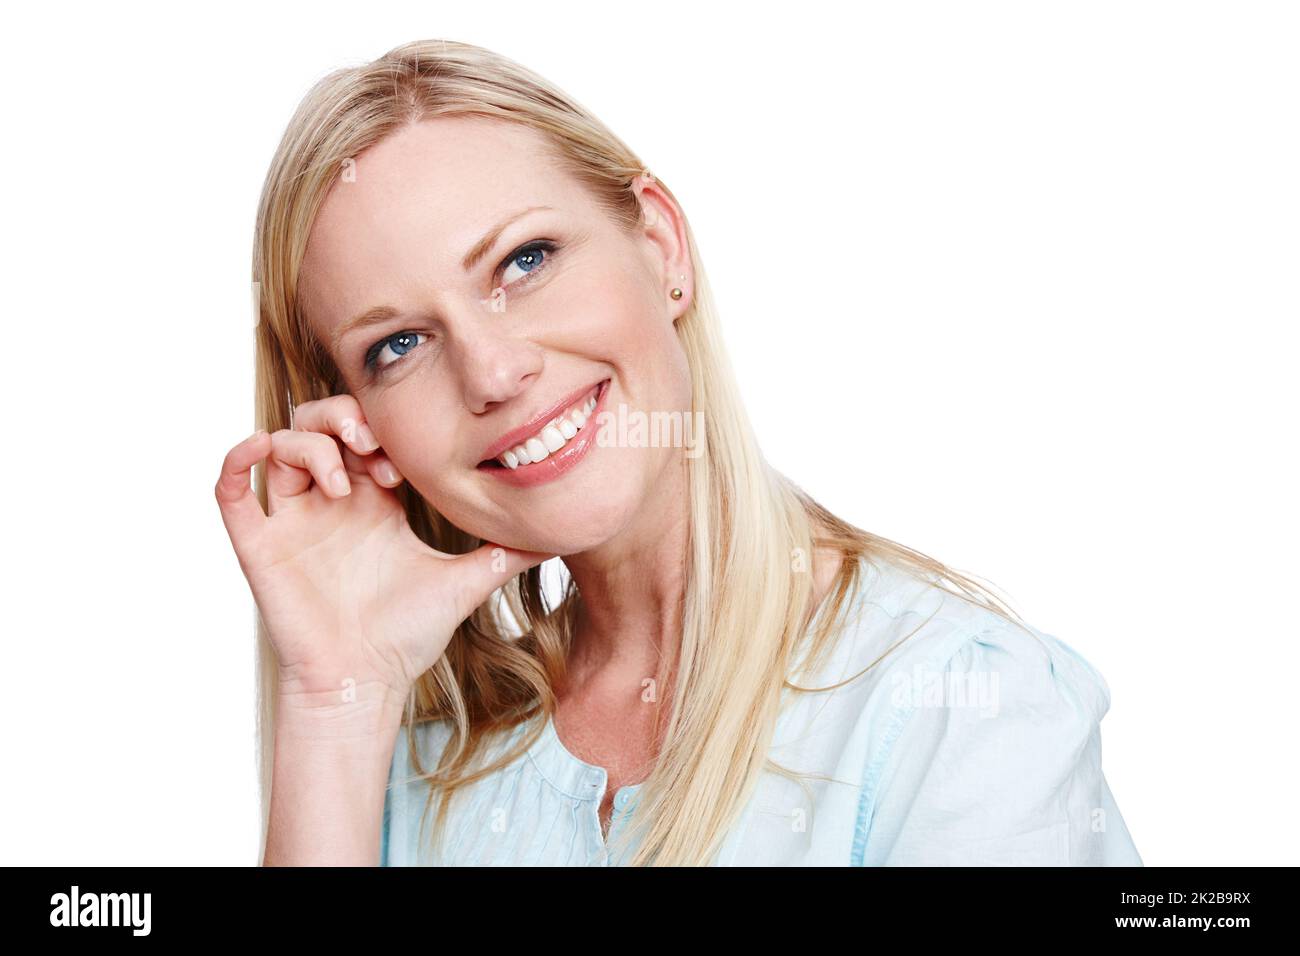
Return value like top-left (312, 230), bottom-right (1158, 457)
top-left (444, 541), bottom-right (555, 621)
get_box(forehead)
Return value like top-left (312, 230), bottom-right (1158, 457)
top-left (298, 116), bottom-right (584, 341)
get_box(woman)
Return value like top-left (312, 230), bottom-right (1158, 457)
top-left (216, 38), bottom-right (1142, 866)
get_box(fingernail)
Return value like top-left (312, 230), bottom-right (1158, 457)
top-left (246, 429), bottom-right (265, 443)
top-left (357, 422), bottom-right (379, 451)
top-left (378, 461), bottom-right (400, 484)
top-left (330, 469), bottom-right (351, 494)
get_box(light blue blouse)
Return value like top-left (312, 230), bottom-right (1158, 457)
top-left (380, 557), bottom-right (1143, 866)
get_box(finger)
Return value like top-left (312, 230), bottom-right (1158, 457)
top-left (266, 428), bottom-right (351, 505)
top-left (341, 444), bottom-right (405, 487)
top-left (215, 430), bottom-right (272, 561)
top-left (444, 542), bottom-right (556, 622)
top-left (290, 395), bottom-right (381, 456)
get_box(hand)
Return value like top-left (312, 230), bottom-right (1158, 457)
top-left (214, 395), bottom-right (553, 704)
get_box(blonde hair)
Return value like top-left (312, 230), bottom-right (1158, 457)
top-left (250, 38), bottom-right (1029, 866)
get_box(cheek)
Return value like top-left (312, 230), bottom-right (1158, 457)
top-left (559, 251), bottom-right (654, 335)
top-left (360, 396), bottom-right (452, 481)
top-left (592, 275), bottom-right (681, 368)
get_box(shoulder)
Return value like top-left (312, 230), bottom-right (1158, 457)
top-left (802, 554), bottom-right (1112, 722)
top-left (814, 558), bottom-right (1134, 865)
top-left (796, 555), bottom-right (1111, 708)
top-left (779, 555), bottom-right (1113, 780)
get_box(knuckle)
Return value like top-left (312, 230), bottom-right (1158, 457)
top-left (330, 392), bottom-right (362, 415)
top-left (216, 450), bottom-right (246, 493)
top-left (334, 395), bottom-right (364, 422)
top-left (268, 429), bottom-right (309, 467)
top-left (308, 430), bottom-right (340, 455)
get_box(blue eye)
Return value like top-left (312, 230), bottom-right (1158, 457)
top-left (499, 240), bottom-right (556, 288)
top-left (364, 331), bottom-right (426, 373)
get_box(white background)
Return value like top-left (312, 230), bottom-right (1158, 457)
top-left (0, 0), bottom-right (1295, 866)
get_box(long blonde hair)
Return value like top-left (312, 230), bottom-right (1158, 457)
top-left (250, 38), bottom-right (1028, 866)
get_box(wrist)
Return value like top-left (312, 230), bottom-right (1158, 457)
top-left (275, 669), bottom-right (409, 740)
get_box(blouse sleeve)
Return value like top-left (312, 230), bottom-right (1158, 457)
top-left (379, 720), bottom-right (414, 867)
top-left (852, 622), bottom-right (1143, 866)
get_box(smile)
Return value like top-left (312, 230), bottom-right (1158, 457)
top-left (496, 382), bottom-right (599, 469)
top-left (477, 378), bottom-right (610, 487)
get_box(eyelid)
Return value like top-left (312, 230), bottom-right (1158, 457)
top-left (363, 330), bottom-right (426, 373)
top-left (494, 238), bottom-right (557, 289)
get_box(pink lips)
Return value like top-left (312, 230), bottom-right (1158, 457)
top-left (477, 378), bottom-right (610, 488)
top-left (477, 378), bottom-right (607, 464)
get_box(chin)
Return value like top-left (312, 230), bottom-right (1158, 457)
top-left (482, 481), bottom-right (646, 556)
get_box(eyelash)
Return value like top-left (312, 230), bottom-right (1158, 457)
top-left (362, 239), bottom-right (559, 375)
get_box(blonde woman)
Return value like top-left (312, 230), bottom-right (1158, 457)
top-left (215, 38), bottom-right (1142, 867)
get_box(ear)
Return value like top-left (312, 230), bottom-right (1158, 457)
top-left (632, 171), bottom-right (693, 321)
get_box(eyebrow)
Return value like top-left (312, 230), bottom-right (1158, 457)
top-left (330, 204), bottom-right (555, 352)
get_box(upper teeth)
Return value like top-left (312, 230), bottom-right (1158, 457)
top-left (499, 390), bottom-right (599, 469)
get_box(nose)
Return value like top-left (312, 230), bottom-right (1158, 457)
top-left (448, 315), bottom-right (544, 415)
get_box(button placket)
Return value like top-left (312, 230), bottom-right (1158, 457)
top-left (586, 768), bottom-right (609, 863)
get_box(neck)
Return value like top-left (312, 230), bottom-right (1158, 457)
top-left (559, 458), bottom-right (689, 705)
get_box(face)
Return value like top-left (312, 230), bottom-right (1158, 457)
top-left (297, 116), bottom-right (694, 555)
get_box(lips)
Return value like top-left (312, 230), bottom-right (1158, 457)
top-left (477, 378), bottom-right (610, 467)
top-left (477, 378), bottom-right (611, 486)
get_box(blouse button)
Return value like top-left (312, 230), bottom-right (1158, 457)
top-left (614, 790), bottom-right (630, 810)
